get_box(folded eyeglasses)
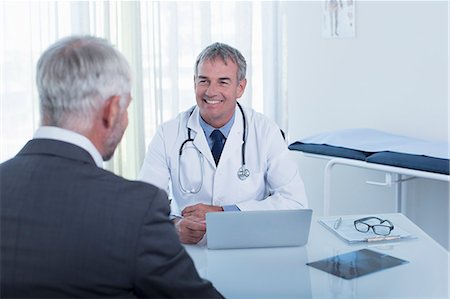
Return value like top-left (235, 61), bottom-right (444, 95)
top-left (354, 216), bottom-right (394, 236)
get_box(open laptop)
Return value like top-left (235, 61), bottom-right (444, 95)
top-left (206, 209), bottom-right (313, 250)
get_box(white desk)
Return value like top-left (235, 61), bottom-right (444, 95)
top-left (185, 213), bottom-right (449, 299)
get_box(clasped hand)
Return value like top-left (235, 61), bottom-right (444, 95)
top-left (174, 203), bottom-right (223, 244)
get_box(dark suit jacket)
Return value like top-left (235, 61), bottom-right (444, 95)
top-left (0, 139), bottom-right (222, 298)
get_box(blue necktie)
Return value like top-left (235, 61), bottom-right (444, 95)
top-left (211, 129), bottom-right (225, 166)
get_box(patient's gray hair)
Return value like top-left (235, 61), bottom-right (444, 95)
top-left (36, 35), bottom-right (131, 132)
top-left (194, 42), bottom-right (247, 82)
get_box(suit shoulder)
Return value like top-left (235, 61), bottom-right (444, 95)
top-left (97, 168), bottom-right (167, 200)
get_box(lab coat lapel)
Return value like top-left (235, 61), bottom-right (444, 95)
top-left (187, 107), bottom-right (216, 167)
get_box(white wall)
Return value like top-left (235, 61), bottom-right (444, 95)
top-left (282, 1), bottom-right (449, 249)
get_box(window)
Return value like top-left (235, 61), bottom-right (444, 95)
top-left (0, 1), bottom-right (285, 179)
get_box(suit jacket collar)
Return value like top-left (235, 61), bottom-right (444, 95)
top-left (33, 126), bottom-right (103, 167)
top-left (18, 139), bottom-right (97, 166)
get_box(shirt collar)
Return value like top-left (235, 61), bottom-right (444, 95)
top-left (199, 110), bottom-right (236, 139)
top-left (33, 126), bottom-right (104, 168)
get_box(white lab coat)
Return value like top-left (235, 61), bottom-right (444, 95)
top-left (138, 104), bottom-right (308, 215)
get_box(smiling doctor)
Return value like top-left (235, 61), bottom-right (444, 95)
top-left (138, 42), bottom-right (308, 244)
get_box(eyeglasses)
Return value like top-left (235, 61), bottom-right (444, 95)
top-left (354, 217), bottom-right (394, 236)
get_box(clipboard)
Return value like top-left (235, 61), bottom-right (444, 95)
top-left (319, 216), bottom-right (415, 243)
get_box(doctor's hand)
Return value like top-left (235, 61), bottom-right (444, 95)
top-left (181, 203), bottom-right (224, 221)
top-left (174, 216), bottom-right (206, 244)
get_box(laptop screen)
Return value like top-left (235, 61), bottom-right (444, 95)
top-left (206, 209), bottom-right (313, 250)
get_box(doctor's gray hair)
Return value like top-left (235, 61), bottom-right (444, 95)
top-left (36, 35), bottom-right (131, 132)
top-left (194, 42), bottom-right (247, 82)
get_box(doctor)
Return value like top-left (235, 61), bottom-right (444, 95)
top-left (138, 42), bottom-right (308, 244)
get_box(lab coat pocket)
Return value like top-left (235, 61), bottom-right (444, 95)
top-left (235, 170), bottom-right (266, 201)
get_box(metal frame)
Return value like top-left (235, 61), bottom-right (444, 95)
top-left (322, 157), bottom-right (450, 216)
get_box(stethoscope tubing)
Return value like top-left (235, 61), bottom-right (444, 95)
top-left (178, 102), bottom-right (249, 194)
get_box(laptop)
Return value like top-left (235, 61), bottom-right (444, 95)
top-left (206, 209), bottom-right (313, 250)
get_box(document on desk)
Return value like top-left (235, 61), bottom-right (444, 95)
top-left (319, 216), bottom-right (415, 243)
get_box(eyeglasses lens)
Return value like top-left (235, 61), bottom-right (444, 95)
top-left (354, 218), bottom-right (393, 236)
top-left (355, 222), bottom-right (370, 232)
top-left (372, 225), bottom-right (392, 235)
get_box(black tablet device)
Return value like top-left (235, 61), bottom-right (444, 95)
top-left (306, 249), bottom-right (408, 280)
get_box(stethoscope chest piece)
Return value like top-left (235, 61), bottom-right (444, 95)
top-left (237, 165), bottom-right (250, 181)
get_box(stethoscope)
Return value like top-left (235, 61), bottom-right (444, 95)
top-left (178, 102), bottom-right (250, 194)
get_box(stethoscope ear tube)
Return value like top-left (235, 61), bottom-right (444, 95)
top-left (178, 147), bottom-right (204, 194)
top-left (179, 129), bottom-right (193, 156)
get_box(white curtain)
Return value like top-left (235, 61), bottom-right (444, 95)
top-left (0, 1), bottom-right (287, 179)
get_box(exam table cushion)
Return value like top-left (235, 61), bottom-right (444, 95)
top-left (366, 151), bottom-right (449, 175)
top-left (289, 129), bottom-right (449, 175)
top-left (288, 142), bottom-right (372, 161)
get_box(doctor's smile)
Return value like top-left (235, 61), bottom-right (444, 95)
top-left (203, 97), bottom-right (223, 105)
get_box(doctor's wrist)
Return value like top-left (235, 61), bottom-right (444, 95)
top-left (222, 205), bottom-right (240, 212)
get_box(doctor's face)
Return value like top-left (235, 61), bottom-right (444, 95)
top-left (194, 58), bottom-right (246, 128)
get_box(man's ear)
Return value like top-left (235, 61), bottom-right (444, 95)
top-left (236, 78), bottom-right (247, 98)
top-left (102, 95), bottom-right (122, 129)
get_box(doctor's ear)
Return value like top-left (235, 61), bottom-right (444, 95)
top-left (236, 78), bottom-right (247, 98)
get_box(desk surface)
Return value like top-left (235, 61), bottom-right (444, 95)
top-left (185, 213), bottom-right (449, 299)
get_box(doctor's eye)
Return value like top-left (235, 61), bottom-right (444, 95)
top-left (197, 79), bottom-right (209, 86)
